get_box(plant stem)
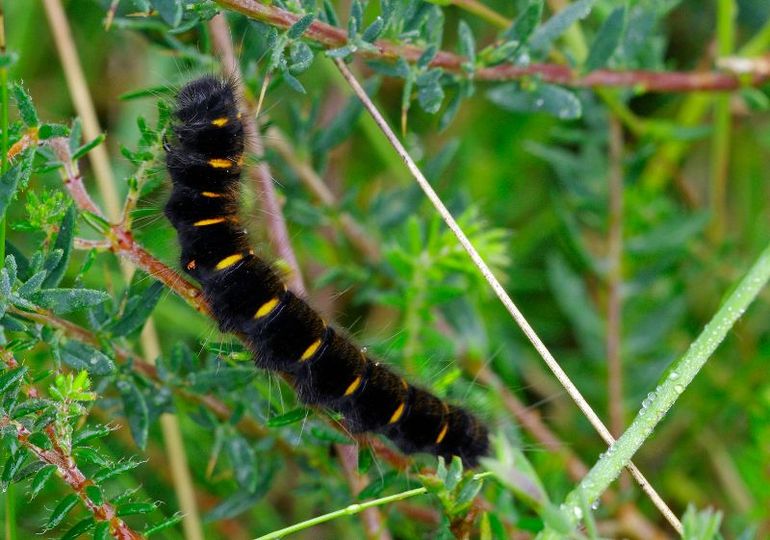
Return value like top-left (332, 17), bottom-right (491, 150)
top-left (255, 472), bottom-right (492, 540)
top-left (606, 116), bottom-right (625, 442)
top-left (213, 0), bottom-right (770, 91)
top-left (451, 0), bottom-right (510, 29)
top-left (709, 0), bottom-right (735, 242)
top-left (540, 241), bottom-right (770, 537)
top-left (333, 56), bottom-right (682, 533)
top-left (0, 4), bottom-right (13, 537)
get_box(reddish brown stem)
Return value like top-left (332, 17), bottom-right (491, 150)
top-left (1, 418), bottom-right (142, 539)
top-left (215, 0), bottom-right (770, 92)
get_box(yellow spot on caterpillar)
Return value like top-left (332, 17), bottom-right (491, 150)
top-left (215, 253), bottom-right (243, 270)
top-left (237, 112), bottom-right (243, 120)
top-left (300, 339), bottom-right (321, 362)
top-left (388, 402), bottom-right (405, 424)
top-left (254, 297), bottom-right (280, 319)
top-left (201, 191), bottom-right (223, 198)
top-left (211, 117), bottom-right (229, 127)
top-left (236, 154), bottom-right (244, 166)
top-left (435, 422), bottom-right (449, 444)
top-left (344, 376), bottom-right (362, 396)
top-left (186, 260), bottom-right (196, 270)
top-left (193, 217), bottom-right (226, 226)
top-left (208, 158), bottom-right (232, 169)
top-left (401, 378), bottom-right (408, 389)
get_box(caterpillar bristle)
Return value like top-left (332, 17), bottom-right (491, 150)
top-left (164, 76), bottom-right (489, 467)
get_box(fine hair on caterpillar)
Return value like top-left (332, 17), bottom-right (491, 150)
top-left (164, 75), bottom-right (489, 466)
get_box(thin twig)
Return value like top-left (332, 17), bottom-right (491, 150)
top-left (332, 57), bottom-right (683, 534)
top-left (607, 117), bottom-right (624, 441)
top-left (214, 0), bottom-right (770, 92)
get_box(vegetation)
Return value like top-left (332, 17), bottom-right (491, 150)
top-left (1, 0), bottom-right (769, 538)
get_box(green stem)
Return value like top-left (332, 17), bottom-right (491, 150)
top-left (709, 0), bottom-right (735, 242)
top-left (539, 241), bottom-right (770, 537)
top-left (256, 472), bottom-right (491, 540)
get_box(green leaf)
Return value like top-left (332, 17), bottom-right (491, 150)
top-left (43, 204), bottom-right (76, 288)
top-left (12, 398), bottom-right (52, 419)
top-left (12, 84), bottom-right (39, 127)
top-left (309, 425), bottom-right (351, 444)
top-left (72, 133), bottom-right (106, 161)
top-left (227, 435), bottom-right (256, 490)
top-left (84, 485), bottom-right (104, 506)
top-left (17, 270), bottom-right (47, 297)
top-left (32, 288), bottom-right (110, 314)
top-left (0, 164), bottom-right (21, 221)
top-left (1, 448), bottom-right (27, 489)
top-left (187, 367), bottom-right (257, 392)
top-left (152, 0), bottom-right (182, 27)
top-left (110, 280), bottom-right (163, 337)
top-left (458, 20), bottom-right (475, 67)
top-left (0, 366), bottom-right (27, 394)
top-left (266, 407), bottom-right (309, 427)
top-left (46, 494), bottom-right (79, 530)
top-left (288, 42), bottom-right (314, 75)
top-left (503, 0), bottom-right (543, 44)
top-left (584, 6), bottom-right (626, 71)
top-left (37, 123), bottom-right (69, 139)
top-left (30, 464), bottom-right (56, 500)
top-left (144, 513), bottom-right (184, 536)
top-left (61, 517), bottom-right (96, 540)
top-left (117, 501), bottom-right (157, 516)
top-left (27, 431), bottom-right (53, 450)
top-left (73, 424), bottom-right (113, 445)
top-left (487, 83), bottom-right (582, 119)
top-left (361, 16), bottom-right (384, 42)
top-left (92, 521), bottom-right (110, 540)
top-left (682, 505), bottom-right (723, 540)
top-left (530, 0), bottom-right (595, 52)
top-left (287, 13), bottom-right (315, 39)
top-left (60, 340), bottom-right (116, 376)
top-left (117, 378), bottom-right (149, 449)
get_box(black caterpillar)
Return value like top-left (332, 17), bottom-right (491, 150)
top-left (164, 76), bottom-right (489, 466)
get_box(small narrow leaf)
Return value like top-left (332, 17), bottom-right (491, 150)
top-left (32, 288), bottom-right (110, 314)
top-left (0, 367), bottom-right (27, 394)
top-left (584, 6), bottom-right (626, 71)
top-left (60, 340), bottom-right (116, 376)
top-left (187, 367), bottom-right (257, 392)
top-left (287, 13), bottom-right (315, 39)
top-left (30, 464), bottom-right (57, 500)
top-left (117, 378), bottom-right (149, 449)
top-left (12, 83), bottom-right (39, 127)
top-left (487, 83), bottom-right (582, 119)
top-left (530, 0), bottom-right (595, 52)
top-left (43, 204), bottom-right (76, 288)
top-left (504, 0), bottom-right (543, 43)
top-left (46, 493), bottom-right (79, 530)
top-left (266, 407), bottom-right (309, 427)
top-left (0, 164), bottom-right (21, 221)
top-left (110, 280), bottom-right (163, 337)
top-left (72, 133), bottom-right (106, 161)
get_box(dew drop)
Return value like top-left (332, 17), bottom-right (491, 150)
top-left (668, 371), bottom-right (679, 380)
top-left (573, 506), bottom-right (583, 519)
top-left (674, 384), bottom-right (684, 394)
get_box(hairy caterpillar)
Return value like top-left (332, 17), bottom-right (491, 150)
top-left (164, 76), bottom-right (489, 466)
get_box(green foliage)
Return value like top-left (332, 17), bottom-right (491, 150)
top-left (2, 0), bottom-right (769, 539)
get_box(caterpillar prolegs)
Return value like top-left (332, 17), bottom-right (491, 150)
top-left (164, 76), bottom-right (489, 466)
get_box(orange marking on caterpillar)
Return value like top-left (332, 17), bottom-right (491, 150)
top-left (201, 191), bottom-right (224, 198)
top-left (300, 339), bottom-right (321, 362)
top-left (215, 254), bottom-right (243, 270)
top-left (344, 376), bottom-right (362, 396)
top-left (193, 217), bottom-right (226, 226)
top-left (211, 117), bottom-right (229, 127)
top-left (186, 260), bottom-right (196, 270)
top-left (435, 422), bottom-right (449, 444)
top-left (208, 158), bottom-right (232, 169)
top-left (254, 297), bottom-right (280, 319)
top-left (388, 403), bottom-right (405, 424)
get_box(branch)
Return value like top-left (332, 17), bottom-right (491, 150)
top-left (215, 0), bottom-right (770, 92)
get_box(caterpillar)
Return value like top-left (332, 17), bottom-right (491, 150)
top-left (164, 76), bottom-right (489, 466)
